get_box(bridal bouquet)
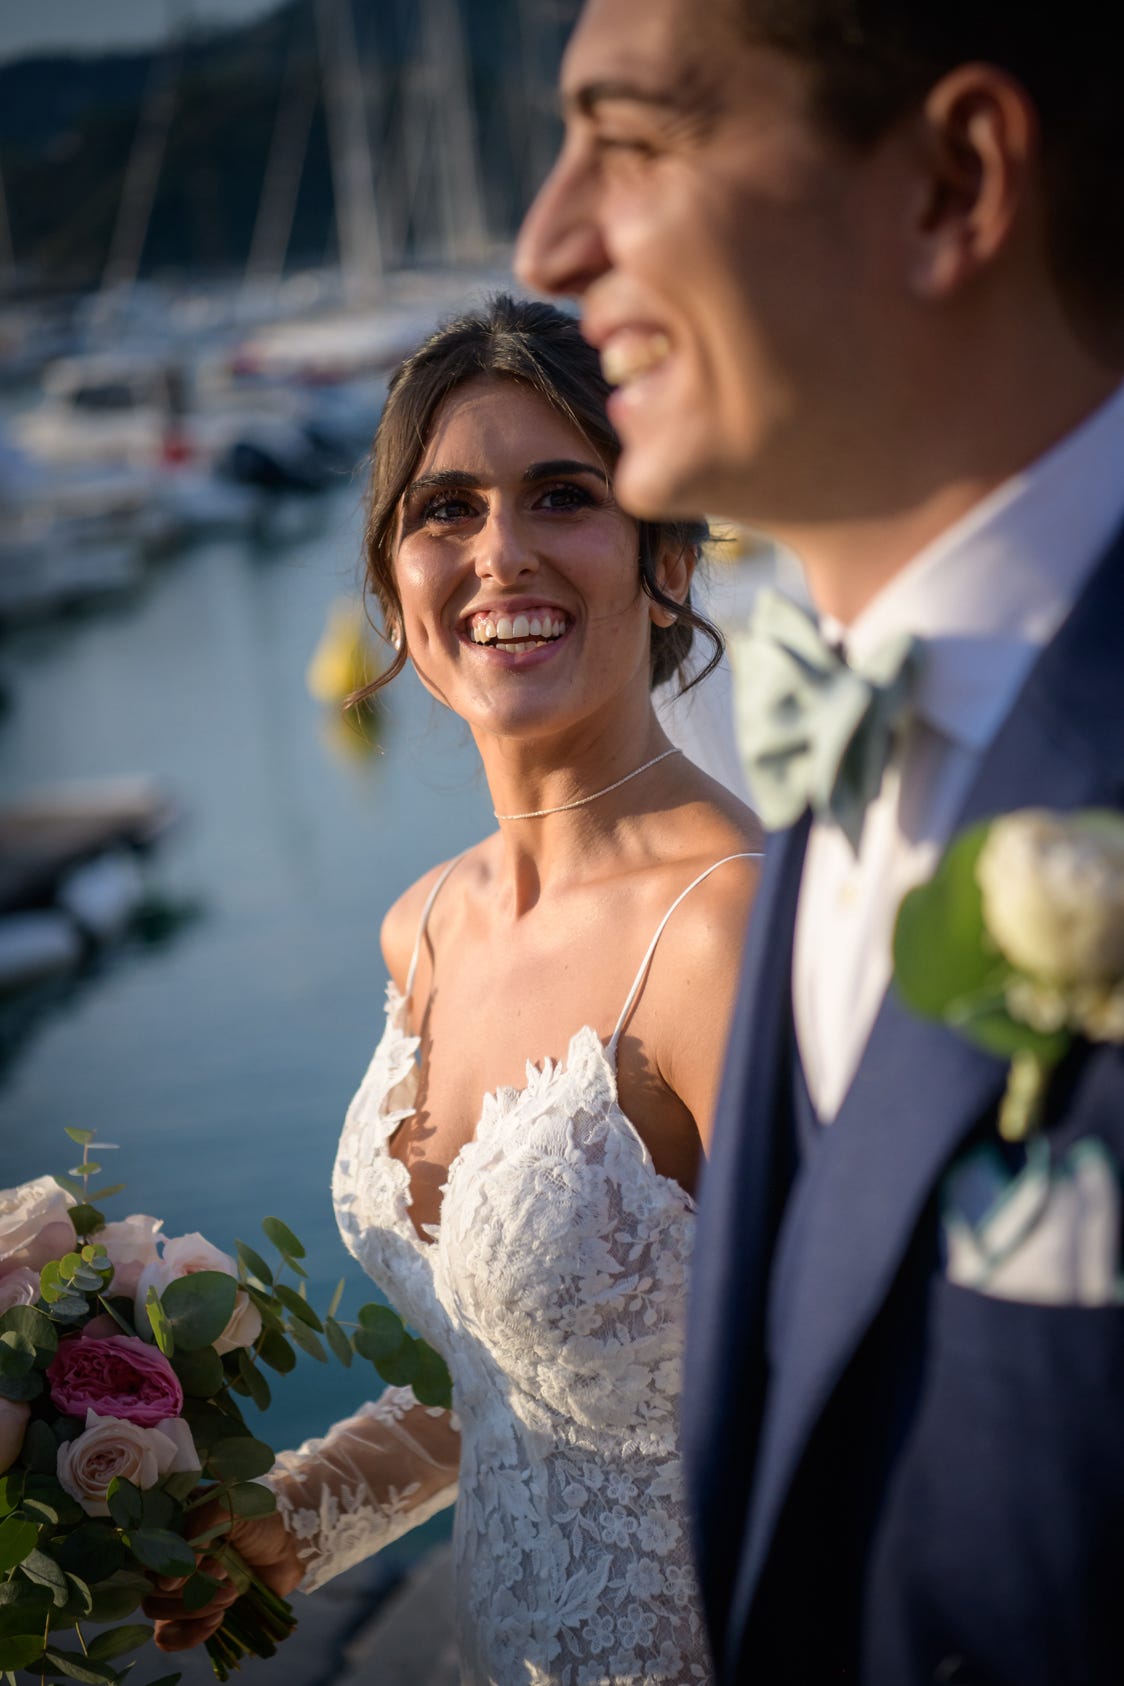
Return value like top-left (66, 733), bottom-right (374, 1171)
top-left (0, 1134), bottom-right (451, 1684)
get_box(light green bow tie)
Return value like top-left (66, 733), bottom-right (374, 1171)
top-left (731, 588), bottom-right (921, 851)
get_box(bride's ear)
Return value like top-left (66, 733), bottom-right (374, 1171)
top-left (648, 542), bottom-right (696, 628)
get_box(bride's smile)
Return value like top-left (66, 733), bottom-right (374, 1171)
top-left (393, 376), bottom-right (663, 742)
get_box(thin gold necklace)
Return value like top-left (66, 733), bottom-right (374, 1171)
top-left (494, 748), bottom-right (682, 821)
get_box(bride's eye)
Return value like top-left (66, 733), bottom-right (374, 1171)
top-left (421, 491), bottom-right (477, 524)
top-left (536, 482), bottom-right (596, 512)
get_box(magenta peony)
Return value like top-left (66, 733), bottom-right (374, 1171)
top-left (47, 1333), bottom-right (184, 1427)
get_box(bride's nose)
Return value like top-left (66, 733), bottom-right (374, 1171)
top-left (474, 508), bottom-right (539, 585)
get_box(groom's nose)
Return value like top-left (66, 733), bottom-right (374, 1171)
top-left (515, 145), bottom-right (610, 301)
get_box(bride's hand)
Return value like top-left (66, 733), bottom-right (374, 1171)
top-left (142, 1500), bottom-right (304, 1652)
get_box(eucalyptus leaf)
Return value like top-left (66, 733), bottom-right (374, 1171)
top-left (87, 1184), bottom-right (126, 1203)
top-left (86, 1569), bottom-right (152, 1623)
top-left (172, 1345), bottom-right (225, 1398)
top-left (86, 1623), bottom-right (155, 1663)
top-left (41, 1646), bottom-right (120, 1684)
top-left (106, 1478), bottom-right (144, 1532)
top-left (140, 1488), bottom-right (177, 1532)
top-left (123, 1528), bottom-right (197, 1579)
top-left (0, 1306), bottom-right (58, 1364)
top-left (59, 1253), bottom-right (83, 1277)
top-left (325, 1317), bottom-right (353, 1368)
top-left (161, 1273), bottom-right (237, 1353)
top-left (19, 1546), bottom-right (70, 1604)
top-left (947, 990), bottom-right (1071, 1062)
top-left (56, 1524), bottom-right (125, 1583)
top-left (182, 1571), bottom-right (221, 1612)
top-left (225, 1483), bottom-right (277, 1519)
top-left (327, 1278), bottom-right (345, 1320)
top-left (261, 1217), bottom-right (305, 1260)
top-left (52, 1175), bottom-right (87, 1201)
top-left (0, 1635), bottom-right (45, 1671)
top-left (234, 1243), bottom-right (272, 1288)
top-left (354, 1304), bottom-right (406, 1363)
top-left (256, 1328), bottom-right (296, 1375)
top-left (62, 1570), bottom-right (93, 1615)
top-left (141, 1673), bottom-right (183, 1685)
top-left (0, 1368), bottom-right (43, 1402)
top-left (286, 1320), bottom-right (327, 1364)
top-left (0, 1516), bottom-right (38, 1573)
top-left (273, 1283), bottom-right (323, 1332)
top-left (235, 1349), bottom-right (271, 1410)
top-left (410, 1341), bottom-right (453, 1410)
top-left (0, 1471), bottom-right (25, 1513)
top-left (64, 1128), bottom-right (95, 1146)
top-left (373, 1339), bottom-right (419, 1389)
top-left (206, 1438), bottom-right (274, 1483)
top-left (163, 1471), bottom-right (201, 1504)
top-left (69, 1204), bottom-right (106, 1239)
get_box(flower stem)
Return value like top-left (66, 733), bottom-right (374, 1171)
top-left (998, 1048), bottom-right (1055, 1141)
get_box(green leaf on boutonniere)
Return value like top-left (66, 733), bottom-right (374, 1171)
top-left (161, 1272), bottom-right (237, 1352)
top-left (893, 821), bottom-right (1068, 1061)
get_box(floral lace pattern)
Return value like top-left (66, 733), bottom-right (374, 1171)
top-left (275, 982), bottom-right (713, 1683)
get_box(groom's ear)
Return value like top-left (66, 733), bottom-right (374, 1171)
top-left (904, 64), bottom-right (1039, 302)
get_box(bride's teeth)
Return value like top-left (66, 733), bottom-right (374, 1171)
top-left (496, 615), bottom-right (514, 641)
top-left (512, 614), bottom-right (530, 639)
top-left (529, 616), bottom-right (542, 638)
top-left (601, 332), bottom-right (671, 387)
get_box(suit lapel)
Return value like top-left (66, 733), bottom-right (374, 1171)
top-left (683, 815), bottom-right (809, 1626)
top-left (731, 531), bottom-right (1124, 1637)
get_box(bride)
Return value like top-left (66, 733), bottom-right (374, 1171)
top-left (148, 296), bottom-right (761, 1683)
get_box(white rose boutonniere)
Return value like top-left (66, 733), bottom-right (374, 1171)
top-left (893, 808), bottom-right (1124, 1140)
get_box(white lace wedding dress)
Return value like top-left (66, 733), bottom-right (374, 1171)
top-left (269, 853), bottom-right (755, 1685)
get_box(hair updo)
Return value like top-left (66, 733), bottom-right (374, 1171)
top-left (355, 293), bottom-right (722, 700)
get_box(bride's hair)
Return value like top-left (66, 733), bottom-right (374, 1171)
top-left (353, 293), bottom-right (723, 702)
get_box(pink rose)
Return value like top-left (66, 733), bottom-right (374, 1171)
top-left (0, 1266), bottom-right (41, 1315)
top-left (136, 1233), bottom-right (261, 1357)
top-left (48, 1334), bottom-right (183, 1427)
top-left (98, 1214), bottom-right (163, 1296)
top-left (0, 1175), bottom-right (75, 1273)
top-left (57, 1409), bottom-right (199, 1517)
top-left (0, 1398), bottom-right (30, 1474)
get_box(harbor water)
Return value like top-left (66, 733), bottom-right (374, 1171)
top-left (0, 477), bottom-right (492, 1492)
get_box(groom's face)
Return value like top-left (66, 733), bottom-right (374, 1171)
top-left (516, 0), bottom-right (905, 528)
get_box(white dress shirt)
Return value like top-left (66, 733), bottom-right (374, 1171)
top-left (793, 382), bottom-right (1124, 1120)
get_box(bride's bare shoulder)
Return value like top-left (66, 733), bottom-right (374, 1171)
top-left (379, 846), bottom-right (492, 990)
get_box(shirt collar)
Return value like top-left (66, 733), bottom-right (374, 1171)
top-left (822, 381), bottom-right (1124, 751)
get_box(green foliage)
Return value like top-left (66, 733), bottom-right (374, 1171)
top-left (234, 1242), bottom-right (272, 1288)
top-left (255, 1329), bottom-right (296, 1375)
top-left (20, 1545), bottom-right (70, 1604)
top-left (0, 1633), bottom-right (45, 1671)
top-left (160, 1273), bottom-right (237, 1352)
top-left (106, 1480), bottom-right (144, 1532)
top-left (893, 822), bottom-right (1072, 1063)
top-left (260, 1218), bottom-right (304, 1261)
top-left (272, 1284), bottom-right (322, 1332)
top-left (325, 1317), bottom-right (353, 1368)
top-left (225, 1483), bottom-right (276, 1519)
top-left (87, 1623), bottom-right (155, 1662)
top-left (122, 1528), bottom-right (197, 1578)
top-left (234, 1349), bottom-right (271, 1410)
top-left (0, 1306), bottom-right (58, 1365)
top-left (206, 1438), bottom-right (273, 1484)
top-left (85, 1569), bottom-right (151, 1623)
top-left (354, 1303), bottom-right (406, 1363)
top-left (41, 1646), bottom-right (120, 1683)
top-left (172, 1344), bottom-right (225, 1398)
top-left (411, 1341), bottom-right (454, 1411)
top-left (0, 1516), bottom-right (38, 1573)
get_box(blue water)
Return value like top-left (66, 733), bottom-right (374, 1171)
top-left (0, 482), bottom-right (492, 1476)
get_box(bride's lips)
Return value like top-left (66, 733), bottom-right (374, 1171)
top-left (456, 600), bottom-right (574, 661)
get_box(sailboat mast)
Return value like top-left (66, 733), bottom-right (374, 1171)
top-left (314, 0), bottom-right (383, 307)
top-left (422, 0), bottom-right (488, 266)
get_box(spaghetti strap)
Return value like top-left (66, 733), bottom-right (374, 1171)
top-left (607, 851), bottom-right (761, 1062)
top-left (404, 856), bottom-right (465, 1003)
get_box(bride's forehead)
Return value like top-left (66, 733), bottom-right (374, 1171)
top-left (418, 379), bottom-right (596, 471)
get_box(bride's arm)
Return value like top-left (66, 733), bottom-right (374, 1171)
top-left (267, 1384), bottom-right (461, 1590)
top-left (147, 1389), bottom-right (460, 1651)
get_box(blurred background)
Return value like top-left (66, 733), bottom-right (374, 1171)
top-left (0, 5), bottom-right (782, 1674)
top-left (0, 0), bottom-right (571, 1494)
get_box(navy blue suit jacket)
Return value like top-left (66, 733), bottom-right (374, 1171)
top-left (683, 530), bottom-right (1124, 1685)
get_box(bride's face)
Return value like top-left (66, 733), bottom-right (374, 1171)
top-left (393, 376), bottom-right (657, 740)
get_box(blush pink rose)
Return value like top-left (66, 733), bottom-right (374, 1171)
top-left (98, 1214), bottom-right (163, 1295)
top-left (0, 1266), bottom-right (41, 1315)
top-left (0, 1175), bottom-right (76, 1273)
top-left (47, 1334), bottom-right (183, 1427)
top-left (57, 1409), bottom-right (199, 1517)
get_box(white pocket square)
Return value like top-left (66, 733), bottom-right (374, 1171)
top-left (941, 1136), bottom-right (1124, 1306)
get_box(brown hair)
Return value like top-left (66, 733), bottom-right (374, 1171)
top-left (725, 0), bottom-right (1124, 351)
top-left (354, 294), bottom-right (722, 702)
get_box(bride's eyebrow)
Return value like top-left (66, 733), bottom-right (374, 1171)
top-left (404, 469), bottom-right (482, 500)
top-left (524, 459), bottom-right (608, 485)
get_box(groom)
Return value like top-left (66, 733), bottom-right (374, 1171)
top-left (517, 2), bottom-right (1124, 1682)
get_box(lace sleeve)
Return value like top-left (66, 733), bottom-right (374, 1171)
top-left (266, 1385), bottom-right (460, 1592)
